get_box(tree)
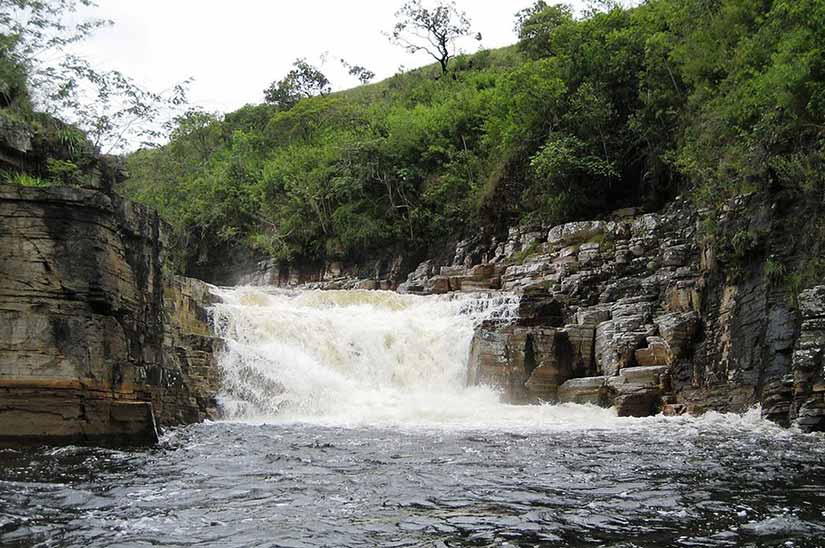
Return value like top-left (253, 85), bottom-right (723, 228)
top-left (515, 2), bottom-right (574, 59)
top-left (389, 0), bottom-right (481, 76)
top-left (263, 58), bottom-right (331, 109)
top-left (0, 0), bottom-right (190, 152)
top-left (340, 59), bottom-right (375, 85)
top-left (514, 1), bottom-right (549, 34)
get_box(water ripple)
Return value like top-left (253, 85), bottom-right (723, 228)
top-left (1, 420), bottom-right (823, 547)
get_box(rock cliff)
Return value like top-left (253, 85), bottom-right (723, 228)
top-left (8, 176), bottom-right (817, 440)
top-left (397, 195), bottom-right (825, 431)
top-left (0, 184), bottom-right (221, 444)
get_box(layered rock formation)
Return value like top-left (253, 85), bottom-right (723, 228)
top-left (187, 244), bottom-right (412, 290)
top-left (791, 287), bottom-right (825, 429)
top-left (0, 184), bottom-right (220, 444)
top-left (398, 195), bottom-right (825, 431)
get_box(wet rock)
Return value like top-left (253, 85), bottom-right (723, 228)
top-left (398, 260), bottom-right (435, 294)
top-left (612, 382), bottom-right (660, 417)
top-left (427, 276), bottom-right (451, 295)
top-left (558, 376), bottom-right (608, 405)
top-left (467, 324), bottom-right (574, 403)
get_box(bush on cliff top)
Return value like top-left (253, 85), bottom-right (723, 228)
top-left (120, 0), bottom-right (824, 270)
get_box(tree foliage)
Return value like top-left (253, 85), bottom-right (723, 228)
top-left (515, 2), bottom-right (574, 59)
top-left (264, 58), bottom-right (331, 109)
top-left (123, 0), bottom-right (825, 273)
top-left (0, 0), bottom-right (190, 153)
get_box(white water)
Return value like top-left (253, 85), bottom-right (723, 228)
top-left (209, 287), bottom-right (786, 432)
top-left (210, 287), bottom-right (519, 425)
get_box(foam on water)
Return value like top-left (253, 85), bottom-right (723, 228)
top-left (209, 286), bottom-right (787, 432)
top-left (211, 287), bottom-right (525, 426)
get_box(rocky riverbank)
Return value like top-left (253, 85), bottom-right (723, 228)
top-left (0, 184), bottom-right (221, 444)
top-left (402, 196), bottom-right (824, 430)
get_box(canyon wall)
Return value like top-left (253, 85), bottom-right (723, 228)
top-left (186, 244), bottom-right (412, 290)
top-left (397, 195), bottom-right (825, 431)
top-left (0, 184), bottom-right (220, 444)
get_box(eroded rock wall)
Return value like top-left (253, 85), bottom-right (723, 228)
top-left (187, 244), bottom-right (412, 291)
top-left (0, 185), bottom-right (220, 444)
top-left (400, 194), bottom-right (824, 430)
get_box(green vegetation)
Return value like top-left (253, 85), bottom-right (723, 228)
top-left (3, 0), bottom-right (817, 273)
top-left (118, 0), bottom-right (825, 268)
top-left (5, 172), bottom-right (50, 187)
top-left (764, 257), bottom-right (787, 287)
top-left (0, 0), bottom-right (191, 190)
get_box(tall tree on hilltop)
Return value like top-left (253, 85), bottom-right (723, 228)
top-left (514, 1), bottom-right (574, 60)
top-left (389, 0), bottom-right (481, 76)
top-left (264, 58), bottom-right (331, 110)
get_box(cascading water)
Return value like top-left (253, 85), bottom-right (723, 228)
top-left (210, 287), bottom-right (537, 426)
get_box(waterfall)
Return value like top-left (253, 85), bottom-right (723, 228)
top-left (209, 288), bottom-right (517, 423)
top-left (209, 287), bottom-right (622, 428)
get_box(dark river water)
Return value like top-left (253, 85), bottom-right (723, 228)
top-left (2, 413), bottom-right (825, 548)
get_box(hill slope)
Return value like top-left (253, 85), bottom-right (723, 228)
top-left (120, 0), bottom-right (824, 286)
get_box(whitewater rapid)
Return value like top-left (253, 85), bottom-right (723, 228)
top-left (209, 286), bottom-right (790, 434)
top-left (8, 290), bottom-right (823, 548)
top-left (211, 287), bottom-right (530, 426)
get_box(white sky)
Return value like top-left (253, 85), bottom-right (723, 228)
top-left (70, 1), bottom-right (585, 115)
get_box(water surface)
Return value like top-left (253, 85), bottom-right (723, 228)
top-left (2, 414), bottom-right (824, 547)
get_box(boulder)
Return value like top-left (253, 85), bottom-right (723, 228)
top-left (558, 377), bottom-right (608, 405)
top-left (547, 221), bottom-right (605, 247)
top-left (612, 383), bottom-right (660, 417)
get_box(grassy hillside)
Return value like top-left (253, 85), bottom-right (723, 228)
top-left (120, 0), bottom-right (824, 276)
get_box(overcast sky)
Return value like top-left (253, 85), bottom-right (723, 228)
top-left (70, 1), bottom-right (585, 115)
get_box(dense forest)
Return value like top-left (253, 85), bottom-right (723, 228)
top-left (3, 0), bottom-right (824, 282)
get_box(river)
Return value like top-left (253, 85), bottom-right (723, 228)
top-left (1, 288), bottom-right (824, 547)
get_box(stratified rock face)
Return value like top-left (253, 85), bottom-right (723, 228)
top-left (791, 287), bottom-right (825, 431)
top-left (0, 185), bottom-right (220, 444)
top-left (467, 322), bottom-right (575, 403)
top-left (424, 198), bottom-right (699, 415)
top-left (188, 246), bottom-right (410, 291)
top-left (407, 193), bottom-right (822, 429)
